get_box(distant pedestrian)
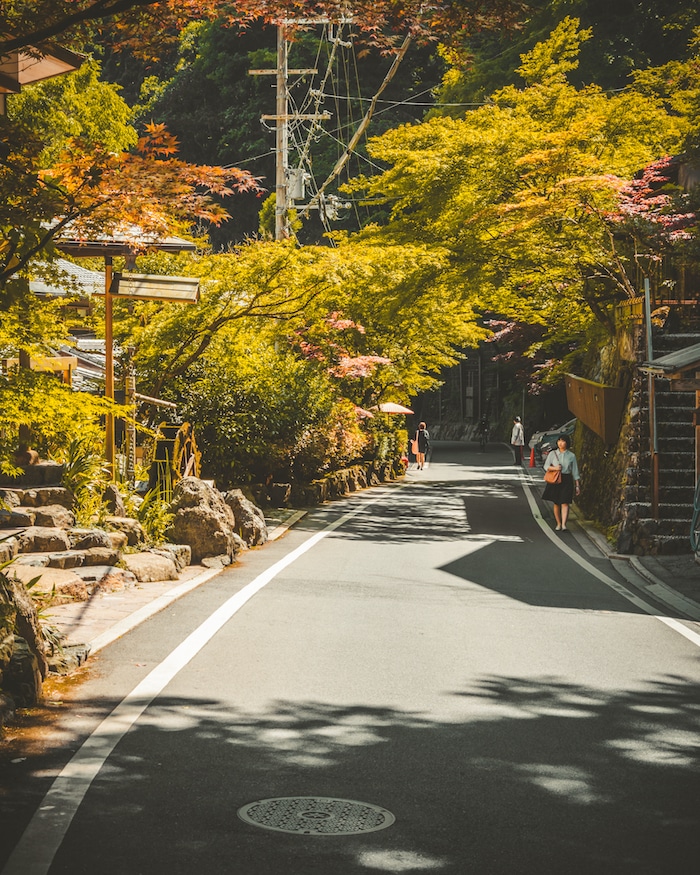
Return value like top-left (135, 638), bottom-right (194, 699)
top-left (510, 416), bottom-right (524, 465)
top-left (414, 421), bottom-right (430, 470)
top-left (477, 415), bottom-right (490, 451)
top-left (542, 434), bottom-right (580, 531)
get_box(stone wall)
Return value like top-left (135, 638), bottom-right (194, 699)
top-left (252, 459), bottom-right (407, 509)
top-left (575, 314), bottom-right (698, 555)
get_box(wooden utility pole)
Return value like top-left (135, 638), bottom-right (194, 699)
top-left (104, 256), bottom-right (115, 476)
top-left (275, 25), bottom-right (289, 240)
top-left (251, 22), bottom-right (330, 240)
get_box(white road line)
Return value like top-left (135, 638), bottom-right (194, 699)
top-left (520, 473), bottom-right (700, 648)
top-left (1, 500), bottom-right (375, 875)
top-left (88, 567), bottom-right (223, 654)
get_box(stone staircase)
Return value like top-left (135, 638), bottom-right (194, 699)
top-left (620, 329), bottom-right (699, 554)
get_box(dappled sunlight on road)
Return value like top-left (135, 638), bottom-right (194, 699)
top-left (4, 671), bottom-right (698, 874)
top-left (355, 848), bottom-right (449, 871)
top-left (74, 675), bottom-right (700, 869)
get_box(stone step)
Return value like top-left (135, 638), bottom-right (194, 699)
top-left (635, 517), bottom-right (693, 537)
top-left (656, 455), bottom-right (695, 471)
top-left (0, 486), bottom-right (74, 509)
top-left (654, 384), bottom-right (695, 398)
top-left (657, 472), bottom-right (696, 488)
top-left (13, 547), bottom-right (122, 569)
top-left (657, 434), bottom-right (695, 453)
top-left (658, 485), bottom-right (695, 502)
top-left (653, 408), bottom-right (696, 421)
top-left (622, 500), bottom-right (694, 520)
top-left (657, 502), bottom-right (693, 518)
top-left (657, 423), bottom-right (694, 438)
top-left (648, 535), bottom-right (694, 555)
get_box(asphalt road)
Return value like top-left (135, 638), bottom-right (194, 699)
top-left (1, 441), bottom-right (699, 874)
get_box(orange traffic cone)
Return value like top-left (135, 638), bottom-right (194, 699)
top-left (529, 447), bottom-right (536, 467)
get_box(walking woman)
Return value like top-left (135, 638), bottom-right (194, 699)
top-left (414, 421), bottom-right (431, 470)
top-left (542, 434), bottom-right (581, 531)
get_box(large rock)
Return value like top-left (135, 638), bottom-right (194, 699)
top-left (5, 637), bottom-right (43, 707)
top-left (104, 516), bottom-right (145, 547)
top-left (103, 483), bottom-right (127, 517)
top-left (223, 489), bottom-right (268, 546)
top-left (10, 564), bottom-right (89, 604)
top-left (7, 576), bottom-right (48, 680)
top-left (0, 581), bottom-right (17, 693)
top-left (81, 546), bottom-right (121, 567)
top-left (152, 543), bottom-right (191, 572)
top-left (0, 538), bottom-right (19, 564)
top-left (1, 509), bottom-right (36, 528)
top-left (32, 504), bottom-right (76, 529)
top-left (0, 489), bottom-right (21, 509)
top-left (17, 526), bottom-right (71, 553)
top-left (19, 487), bottom-right (74, 509)
top-left (71, 565), bottom-right (138, 593)
top-left (69, 526), bottom-right (128, 553)
top-left (105, 530), bottom-right (129, 552)
top-left (48, 643), bottom-right (91, 676)
top-left (121, 552), bottom-right (179, 582)
top-left (46, 552), bottom-right (85, 570)
top-left (69, 528), bottom-right (114, 550)
top-left (13, 554), bottom-right (50, 567)
top-left (167, 478), bottom-right (238, 563)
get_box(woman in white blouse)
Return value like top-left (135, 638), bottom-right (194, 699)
top-left (542, 434), bottom-right (580, 531)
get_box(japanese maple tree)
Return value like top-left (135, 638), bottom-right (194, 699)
top-left (1, 1), bottom-right (526, 59)
top-left (0, 120), bottom-right (262, 301)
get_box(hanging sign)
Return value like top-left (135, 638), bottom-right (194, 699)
top-left (106, 273), bottom-right (200, 303)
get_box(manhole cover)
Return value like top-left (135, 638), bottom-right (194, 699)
top-left (237, 796), bottom-right (395, 835)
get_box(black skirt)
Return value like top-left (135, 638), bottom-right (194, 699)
top-left (542, 471), bottom-right (574, 504)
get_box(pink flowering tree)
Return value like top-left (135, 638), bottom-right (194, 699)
top-left (605, 156), bottom-right (699, 292)
top-left (291, 311), bottom-right (391, 398)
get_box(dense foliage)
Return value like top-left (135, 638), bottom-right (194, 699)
top-left (3, 2), bottom-right (700, 488)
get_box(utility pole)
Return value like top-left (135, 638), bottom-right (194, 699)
top-left (250, 21), bottom-right (331, 240)
top-left (274, 24), bottom-right (289, 240)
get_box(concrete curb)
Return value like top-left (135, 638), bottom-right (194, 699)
top-left (48, 512), bottom-right (310, 655)
top-left (267, 510), bottom-right (307, 542)
top-left (570, 507), bottom-right (700, 621)
top-left (86, 566), bottom-right (223, 654)
top-left (524, 468), bottom-right (700, 620)
top-left (626, 555), bottom-right (700, 621)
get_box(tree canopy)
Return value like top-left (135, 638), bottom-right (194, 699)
top-left (1, 1), bottom-right (526, 59)
top-left (346, 17), bottom-right (689, 379)
top-left (4, 4), bottom-right (700, 484)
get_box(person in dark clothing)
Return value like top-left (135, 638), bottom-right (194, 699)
top-left (414, 421), bottom-right (430, 470)
top-left (477, 416), bottom-right (490, 451)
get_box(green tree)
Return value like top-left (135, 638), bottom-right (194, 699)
top-left (174, 327), bottom-right (368, 486)
top-left (0, 368), bottom-right (128, 475)
top-left (7, 58), bottom-right (137, 166)
top-left (349, 18), bottom-right (685, 373)
top-left (432, 0), bottom-right (700, 110)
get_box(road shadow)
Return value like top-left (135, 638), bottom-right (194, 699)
top-left (295, 461), bottom-right (531, 546)
top-left (287, 446), bottom-right (657, 617)
top-left (2, 674), bottom-right (698, 874)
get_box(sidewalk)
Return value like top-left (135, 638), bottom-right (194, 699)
top-left (42, 509), bottom-right (307, 657)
